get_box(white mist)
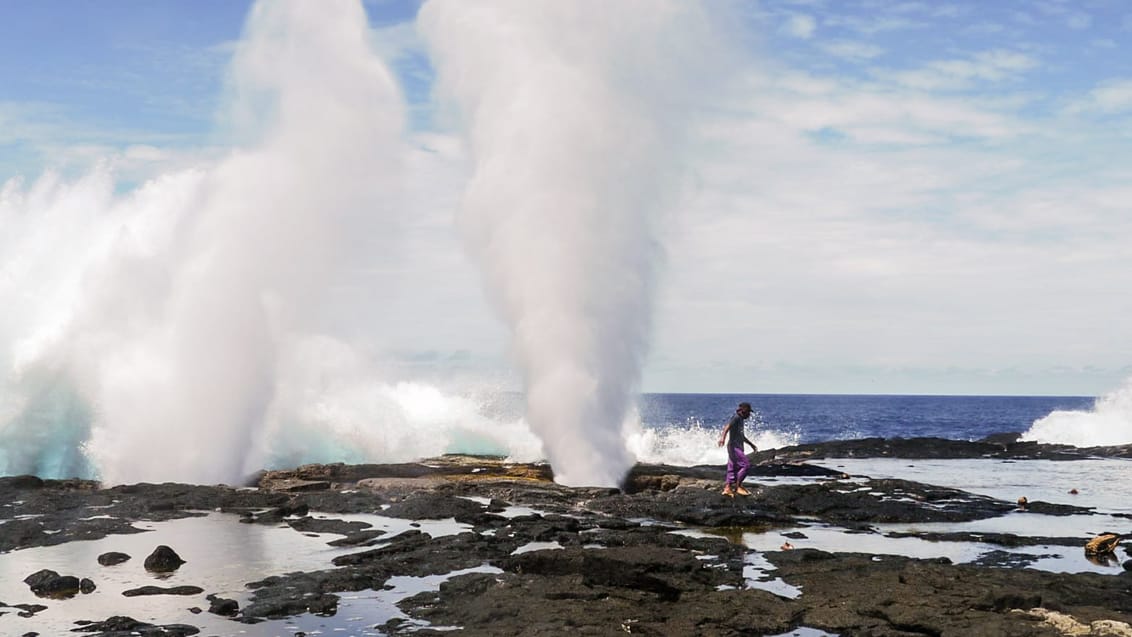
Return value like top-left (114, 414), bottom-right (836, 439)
top-left (419, 1), bottom-right (728, 486)
top-left (1023, 377), bottom-right (1132, 447)
top-left (1, 0), bottom-right (407, 484)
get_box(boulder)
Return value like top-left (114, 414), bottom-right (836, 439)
top-left (97, 551), bottom-right (131, 566)
top-left (208, 596), bottom-right (240, 616)
top-left (23, 569), bottom-right (81, 598)
top-left (381, 492), bottom-right (486, 520)
top-left (144, 545), bottom-right (185, 572)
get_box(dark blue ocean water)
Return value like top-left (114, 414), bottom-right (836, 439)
top-left (638, 393), bottom-right (1094, 443)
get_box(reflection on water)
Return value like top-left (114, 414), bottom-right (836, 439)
top-left (0, 512), bottom-right (482, 636)
top-left (743, 551), bottom-right (802, 599)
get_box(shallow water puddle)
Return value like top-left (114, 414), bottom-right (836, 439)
top-left (0, 511), bottom-right (487, 635)
top-left (511, 540), bottom-right (564, 555)
top-left (739, 520), bottom-right (1127, 575)
top-left (743, 551), bottom-right (803, 599)
top-left (766, 628), bottom-right (839, 637)
top-left (813, 457), bottom-right (1132, 516)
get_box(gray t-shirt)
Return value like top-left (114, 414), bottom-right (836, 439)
top-left (726, 413), bottom-right (748, 448)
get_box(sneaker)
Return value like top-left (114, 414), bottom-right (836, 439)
top-left (721, 485), bottom-right (734, 497)
top-left (735, 487), bottom-right (751, 496)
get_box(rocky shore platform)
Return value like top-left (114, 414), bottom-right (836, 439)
top-left (2, 435), bottom-right (1131, 636)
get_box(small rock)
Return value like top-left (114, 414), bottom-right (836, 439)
top-left (23, 569), bottom-right (60, 589)
top-left (13, 603), bottom-right (47, 617)
top-left (23, 569), bottom-right (80, 598)
top-left (97, 551), bottom-right (131, 566)
top-left (144, 545), bottom-right (186, 572)
top-left (79, 578), bottom-right (96, 594)
top-left (208, 597), bottom-right (240, 616)
top-left (307, 593), bottom-right (338, 616)
top-left (122, 585), bottom-right (205, 597)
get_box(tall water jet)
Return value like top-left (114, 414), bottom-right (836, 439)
top-left (419, 1), bottom-right (729, 486)
top-left (1, 0), bottom-right (408, 484)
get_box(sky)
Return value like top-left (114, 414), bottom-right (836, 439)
top-left (2, 0), bottom-right (1132, 397)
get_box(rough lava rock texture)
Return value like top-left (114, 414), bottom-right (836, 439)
top-left (1, 442), bottom-right (1130, 636)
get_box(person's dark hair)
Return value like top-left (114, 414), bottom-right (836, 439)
top-left (738, 401), bottom-right (752, 411)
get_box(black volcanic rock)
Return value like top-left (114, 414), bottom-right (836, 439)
top-left (69, 615), bottom-right (201, 635)
top-left (143, 545), bottom-right (185, 572)
top-left (757, 435), bottom-right (1104, 461)
top-left (286, 516), bottom-right (371, 535)
top-left (97, 552), bottom-right (131, 566)
top-left (380, 492), bottom-right (486, 520)
top-left (23, 569), bottom-right (81, 598)
top-left (6, 456), bottom-right (1132, 636)
top-left (122, 585), bottom-right (204, 597)
top-left (207, 596), bottom-right (239, 616)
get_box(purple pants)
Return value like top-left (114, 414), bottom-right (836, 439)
top-left (725, 444), bottom-right (750, 485)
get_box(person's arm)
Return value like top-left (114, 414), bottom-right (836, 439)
top-left (717, 421), bottom-right (732, 447)
top-left (744, 435), bottom-right (758, 452)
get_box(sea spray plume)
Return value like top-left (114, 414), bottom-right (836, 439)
top-left (83, 0), bottom-right (406, 484)
top-left (419, 1), bottom-right (731, 486)
top-left (1023, 377), bottom-right (1132, 447)
top-left (0, 167), bottom-right (125, 477)
top-left (0, 0), bottom-right (407, 484)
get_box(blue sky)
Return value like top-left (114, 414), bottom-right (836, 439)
top-left (3, 0), bottom-right (1132, 396)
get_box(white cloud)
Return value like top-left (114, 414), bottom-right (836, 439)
top-left (825, 14), bottom-right (925, 35)
top-left (821, 40), bottom-right (884, 61)
top-left (1067, 12), bottom-right (1092, 30)
top-left (639, 50), bottom-right (1132, 394)
top-left (744, 68), bottom-right (1027, 145)
top-left (370, 19), bottom-right (426, 62)
top-left (1065, 78), bottom-right (1132, 114)
top-left (0, 101), bottom-right (214, 182)
top-left (782, 13), bottom-right (816, 38)
top-left (874, 49), bottom-right (1039, 91)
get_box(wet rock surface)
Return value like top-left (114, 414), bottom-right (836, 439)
top-left (0, 449), bottom-right (1129, 636)
top-left (143, 545), bottom-right (186, 573)
top-left (70, 615), bottom-right (201, 636)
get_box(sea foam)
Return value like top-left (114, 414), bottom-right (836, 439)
top-left (1022, 377), bottom-right (1132, 447)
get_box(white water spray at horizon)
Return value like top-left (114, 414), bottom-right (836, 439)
top-left (1022, 377), bottom-right (1132, 447)
top-left (419, 0), bottom-right (730, 487)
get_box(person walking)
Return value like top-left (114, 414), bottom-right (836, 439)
top-left (717, 401), bottom-right (757, 497)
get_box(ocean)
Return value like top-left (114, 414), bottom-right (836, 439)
top-left (639, 392), bottom-right (1095, 445)
top-left (624, 391), bottom-right (1115, 469)
top-left (1, 388), bottom-right (1126, 482)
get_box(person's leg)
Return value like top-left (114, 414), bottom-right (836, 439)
top-left (734, 452), bottom-right (752, 495)
top-left (723, 449), bottom-right (737, 495)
